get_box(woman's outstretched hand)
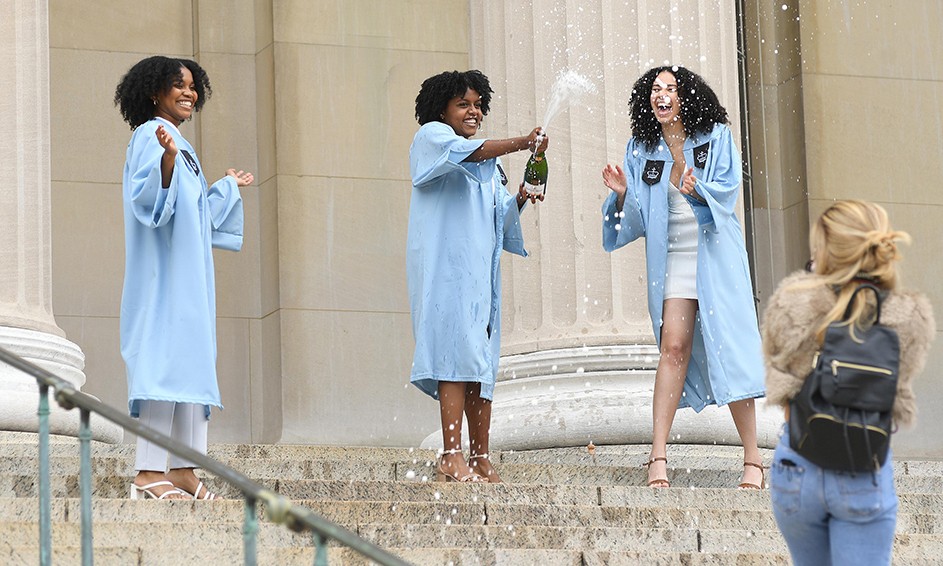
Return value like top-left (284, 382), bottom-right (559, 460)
top-left (226, 169), bottom-right (254, 187)
top-left (155, 125), bottom-right (177, 157)
top-left (602, 164), bottom-right (627, 197)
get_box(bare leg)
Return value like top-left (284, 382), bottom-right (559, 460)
top-left (729, 398), bottom-right (764, 487)
top-left (465, 383), bottom-right (500, 483)
top-left (648, 298), bottom-right (699, 487)
top-left (438, 381), bottom-right (477, 480)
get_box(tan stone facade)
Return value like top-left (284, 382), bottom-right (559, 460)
top-left (27, 1), bottom-right (940, 456)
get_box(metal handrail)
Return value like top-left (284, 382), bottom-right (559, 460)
top-left (0, 345), bottom-right (411, 566)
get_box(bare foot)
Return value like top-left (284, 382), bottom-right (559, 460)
top-left (645, 455), bottom-right (670, 488)
top-left (437, 451), bottom-right (482, 482)
top-left (469, 454), bottom-right (501, 483)
top-left (738, 462), bottom-right (765, 489)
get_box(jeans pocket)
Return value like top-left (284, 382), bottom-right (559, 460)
top-left (770, 458), bottom-right (804, 516)
top-left (833, 471), bottom-right (888, 520)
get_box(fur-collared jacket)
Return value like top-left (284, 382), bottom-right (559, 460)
top-left (761, 271), bottom-right (936, 428)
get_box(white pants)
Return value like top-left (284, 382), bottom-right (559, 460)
top-left (134, 401), bottom-right (208, 472)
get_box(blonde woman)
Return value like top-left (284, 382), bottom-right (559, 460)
top-left (762, 200), bottom-right (935, 565)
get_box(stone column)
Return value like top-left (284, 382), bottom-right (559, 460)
top-left (466, 0), bottom-right (782, 451)
top-left (0, 0), bottom-right (119, 442)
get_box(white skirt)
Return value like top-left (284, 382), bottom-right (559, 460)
top-left (664, 183), bottom-right (698, 300)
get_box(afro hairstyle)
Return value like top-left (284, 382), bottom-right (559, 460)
top-left (414, 70), bottom-right (493, 126)
top-left (114, 55), bottom-right (211, 129)
top-left (628, 65), bottom-right (728, 151)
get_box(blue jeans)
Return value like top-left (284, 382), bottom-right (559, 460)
top-left (770, 426), bottom-right (897, 566)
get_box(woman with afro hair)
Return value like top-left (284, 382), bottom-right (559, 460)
top-left (115, 55), bottom-right (252, 500)
top-left (600, 65), bottom-right (766, 489)
top-left (408, 69), bottom-right (548, 483)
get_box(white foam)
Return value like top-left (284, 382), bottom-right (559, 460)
top-left (542, 70), bottom-right (597, 132)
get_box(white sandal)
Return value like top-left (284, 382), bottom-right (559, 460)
top-left (179, 480), bottom-right (219, 500)
top-left (130, 480), bottom-right (184, 500)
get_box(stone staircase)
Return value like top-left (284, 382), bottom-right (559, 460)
top-left (1, 434), bottom-right (942, 565)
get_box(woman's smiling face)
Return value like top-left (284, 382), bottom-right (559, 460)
top-left (153, 66), bottom-right (197, 125)
top-left (441, 88), bottom-right (482, 138)
top-left (650, 70), bottom-right (681, 126)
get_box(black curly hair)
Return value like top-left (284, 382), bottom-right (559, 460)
top-left (414, 70), bottom-right (493, 126)
top-left (629, 65), bottom-right (728, 151)
top-left (114, 56), bottom-right (212, 130)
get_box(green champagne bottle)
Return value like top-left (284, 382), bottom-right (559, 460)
top-left (522, 150), bottom-right (548, 196)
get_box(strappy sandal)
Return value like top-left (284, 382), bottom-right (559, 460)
top-left (436, 449), bottom-right (486, 483)
top-left (129, 480), bottom-right (184, 500)
top-left (177, 480), bottom-right (220, 500)
top-left (738, 461), bottom-right (766, 490)
top-left (643, 456), bottom-right (670, 488)
top-left (469, 453), bottom-right (501, 484)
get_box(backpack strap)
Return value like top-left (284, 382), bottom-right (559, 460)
top-left (842, 283), bottom-right (884, 324)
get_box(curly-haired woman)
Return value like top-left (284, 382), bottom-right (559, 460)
top-left (600, 65), bottom-right (766, 489)
top-left (763, 200), bottom-right (934, 564)
top-left (408, 69), bottom-right (547, 483)
top-left (115, 56), bottom-right (252, 500)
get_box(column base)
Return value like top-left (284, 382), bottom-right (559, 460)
top-left (0, 326), bottom-right (122, 443)
top-left (420, 344), bottom-right (783, 451)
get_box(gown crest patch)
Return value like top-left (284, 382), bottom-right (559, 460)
top-left (180, 150), bottom-right (200, 176)
top-left (642, 160), bottom-right (665, 186)
top-left (693, 142), bottom-right (710, 169)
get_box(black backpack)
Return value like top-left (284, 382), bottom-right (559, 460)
top-left (789, 284), bottom-right (900, 474)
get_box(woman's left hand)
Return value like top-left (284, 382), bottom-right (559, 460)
top-left (679, 167), bottom-right (702, 200)
top-left (226, 169), bottom-right (254, 187)
top-left (517, 182), bottom-right (544, 208)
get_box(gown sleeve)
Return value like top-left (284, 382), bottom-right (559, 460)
top-left (497, 159), bottom-right (528, 258)
top-left (602, 140), bottom-right (646, 252)
top-left (125, 124), bottom-right (179, 228)
top-left (687, 125), bottom-right (742, 233)
top-left (207, 175), bottom-right (244, 251)
top-left (410, 122), bottom-right (494, 188)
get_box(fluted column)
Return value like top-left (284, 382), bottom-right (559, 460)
top-left (0, 0), bottom-right (119, 441)
top-left (467, 0), bottom-right (782, 450)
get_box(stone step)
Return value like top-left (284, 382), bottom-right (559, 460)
top-left (4, 461), bottom-right (942, 498)
top-left (4, 439), bottom-right (941, 476)
top-left (4, 518), bottom-right (941, 558)
top-left (386, 548), bottom-right (792, 566)
top-left (4, 465), bottom-right (940, 496)
top-left (0, 543), bottom-right (358, 566)
top-left (357, 523), bottom-right (943, 558)
top-left (5, 496), bottom-right (942, 536)
top-left (2, 524), bottom-right (941, 566)
top-left (0, 543), bottom-right (799, 566)
top-left (4, 444), bottom-right (941, 488)
top-left (4, 476), bottom-right (942, 517)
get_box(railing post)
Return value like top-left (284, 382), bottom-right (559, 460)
top-left (314, 533), bottom-right (328, 566)
top-left (79, 409), bottom-right (94, 565)
top-left (243, 497), bottom-right (258, 566)
top-left (38, 384), bottom-right (52, 566)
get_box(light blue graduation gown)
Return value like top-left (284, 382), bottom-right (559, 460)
top-left (407, 121), bottom-right (527, 401)
top-left (601, 123), bottom-right (764, 410)
top-left (120, 117), bottom-right (244, 417)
